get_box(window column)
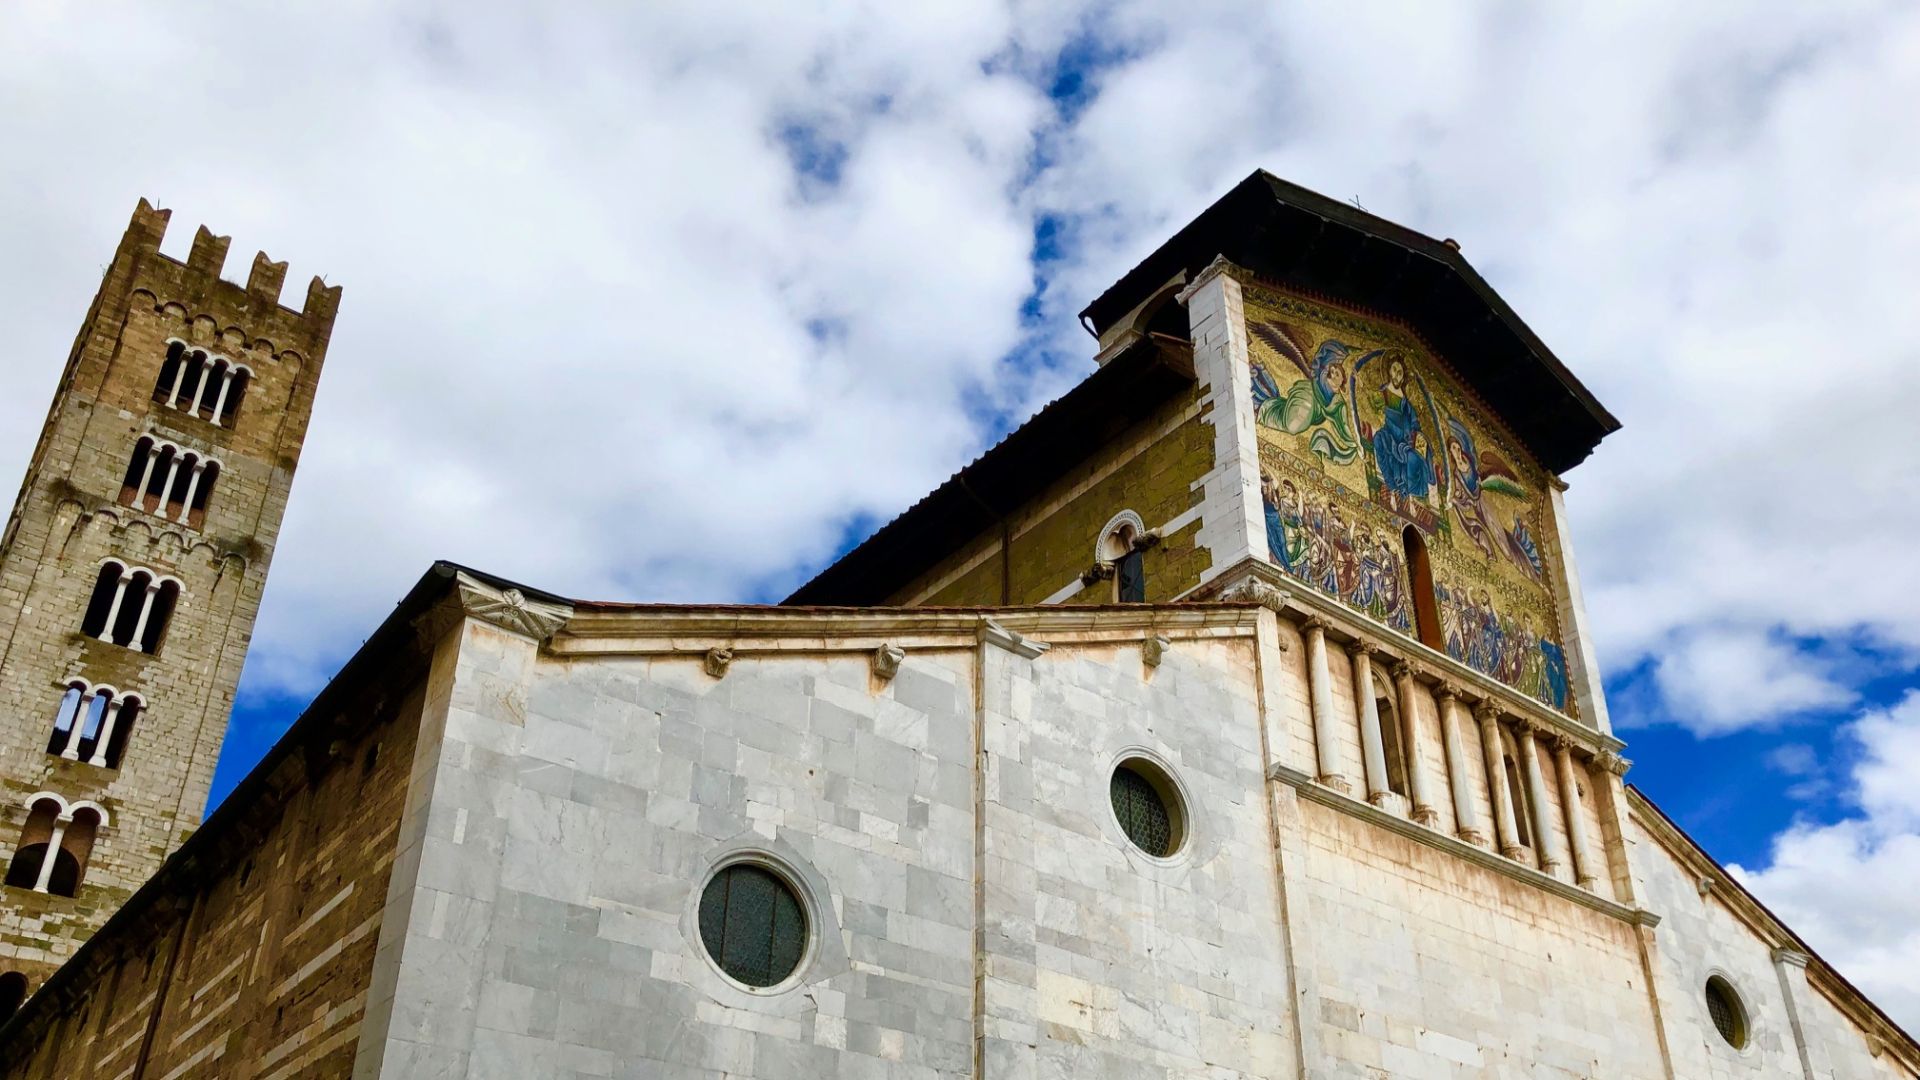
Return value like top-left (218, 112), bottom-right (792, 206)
top-left (1476, 702), bottom-right (1524, 860)
top-left (58, 690), bottom-right (97, 760)
top-left (1514, 719), bottom-right (1565, 875)
top-left (131, 446), bottom-right (160, 504)
top-left (1300, 617), bottom-right (1351, 795)
top-left (87, 698), bottom-right (128, 768)
top-left (1436, 684), bottom-right (1486, 846)
top-left (154, 452), bottom-right (184, 514)
top-left (31, 815), bottom-right (70, 894)
top-left (174, 459), bottom-right (209, 522)
top-left (165, 356), bottom-right (190, 407)
top-left (1393, 661), bottom-right (1439, 827)
top-left (1348, 641), bottom-right (1390, 805)
top-left (96, 570), bottom-right (130, 643)
top-left (1553, 736), bottom-right (1600, 889)
top-left (209, 368), bottom-right (238, 425)
top-left (127, 579), bottom-right (163, 653)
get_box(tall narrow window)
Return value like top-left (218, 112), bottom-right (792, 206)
top-left (1503, 749), bottom-right (1533, 847)
top-left (1373, 669), bottom-right (1410, 797)
top-left (3, 798), bottom-right (101, 897)
top-left (1402, 526), bottom-right (1443, 651)
top-left (1102, 516), bottom-right (1148, 602)
top-left (80, 562), bottom-right (179, 653)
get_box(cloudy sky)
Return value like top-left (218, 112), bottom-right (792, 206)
top-left (5, 0), bottom-right (1919, 1033)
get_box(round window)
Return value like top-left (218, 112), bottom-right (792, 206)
top-left (1110, 759), bottom-right (1185, 857)
top-left (1704, 976), bottom-right (1748, 1049)
top-left (697, 863), bottom-right (809, 988)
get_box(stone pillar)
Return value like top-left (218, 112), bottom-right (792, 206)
top-left (1771, 948), bottom-right (1829, 1080)
top-left (127, 580), bottom-right (162, 653)
top-left (1594, 750), bottom-right (1641, 904)
top-left (1515, 720), bottom-right (1564, 874)
top-left (33, 816), bottom-right (71, 893)
top-left (1553, 736), bottom-right (1599, 889)
top-left (1347, 640), bottom-right (1390, 805)
top-left (166, 356), bottom-right (189, 407)
top-left (156, 452), bottom-right (184, 515)
top-left (1394, 661), bottom-right (1438, 826)
top-left (98, 572), bottom-right (131, 642)
top-left (1302, 618), bottom-right (1352, 795)
top-left (88, 698), bottom-right (127, 768)
top-left (1437, 685), bottom-right (1485, 845)
top-left (1478, 703), bottom-right (1524, 860)
top-left (188, 361), bottom-right (214, 415)
top-left (132, 447), bottom-right (160, 503)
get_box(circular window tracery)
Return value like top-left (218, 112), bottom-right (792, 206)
top-left (1110, 759), bottom-right (1186, 857)
top-left (1704, 975), bottom-right (1748, 1049)
top-left (697, 863), bottom-right (809, 989)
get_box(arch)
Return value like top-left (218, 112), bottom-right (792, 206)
top-left (1402, 526), bottom-right (1443, 651)
top-left (0, 972), bottom-right (26, 1023)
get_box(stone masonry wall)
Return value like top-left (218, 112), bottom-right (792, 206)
top-left (0, 201), bottom-right (337, 989)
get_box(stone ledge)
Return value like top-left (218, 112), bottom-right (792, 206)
top-left (1268, 760), bottom-right (1644, 925)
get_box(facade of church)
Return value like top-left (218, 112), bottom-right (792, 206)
top-left (0, 176), bottom-right (1913, 1078)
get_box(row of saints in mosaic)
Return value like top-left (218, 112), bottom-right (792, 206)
top-left (1248, 288), bottom-right (1570, 712)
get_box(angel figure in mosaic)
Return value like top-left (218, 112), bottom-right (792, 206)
top-left (1250, 321), bottom-right (1361, 466)
top-left (1442, 416), bottom-right (1526, 562)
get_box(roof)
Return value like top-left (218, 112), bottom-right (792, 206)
top-left (782, 334), bottom-right (1195, 606)
top-left (1082, 170), bottom-right (1619, 475)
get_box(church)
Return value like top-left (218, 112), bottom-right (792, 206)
top-left (0, 173), bottom-right (1912, 1078)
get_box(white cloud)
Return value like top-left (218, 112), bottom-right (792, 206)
top-left (1732, 691), bottom-right (1920, 1034)
top-left (1649, 629), bottom-right (1856, 735)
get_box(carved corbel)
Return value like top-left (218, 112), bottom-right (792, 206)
top-left (703, 648), bottom-right (734, 679)
top-left (871, 643), bottom-right (905, 681)
top-left (416, 571), bottom-right (575, 647)
top-left (1081, 560), bottom-right (1116, 587)
top-left (1222, 577), bottom-right (1292, 615)
top-left (1131, 529), bottom-right (1163, 552)
top-left (1595, 750), bottom-right (1632, 777)
top-left (980, 619), bottom-right (1049, 659)
top-left (1143, 634), bottom-right (1171, 668)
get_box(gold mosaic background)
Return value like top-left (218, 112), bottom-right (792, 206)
top-left (1246, 284), bottom-right (1572, 713)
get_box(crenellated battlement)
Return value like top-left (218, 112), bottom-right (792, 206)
top-left (118, 198), bottom-right (341, 329)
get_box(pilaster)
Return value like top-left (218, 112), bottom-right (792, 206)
top-left (1177, 258), bottom-right (1265, 588)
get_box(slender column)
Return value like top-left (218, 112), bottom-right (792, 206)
top-left (1302, 618), bottom-right (1351, 795)
top-left (132, 446), bottom-right (159, 504)
top-left (174, 459), bottom-right (209, 523)
top-left (1393, 661), bottom-right (1439, 826)
top-left (87, 699), bottom-right (127, 768)
top-left (209, 369), bottom-right (237, 425)
top-left (154, 453), bottom-right (184, 515)
top-left (127, 581), bottom-right (162, 653)
top-left (1477, 702), bottom-right (1524, 860)
top-left (166, 356), bottom-right (189, 407)
top-left (1553, 736), bottom-right (1600, 888)
top-left (33, 816), bottom-right (71, 893)
top-left (59, 691), bottom-right (96, 759)
top-left (1348, 641), bottom-right (1390, 805)
top-left (1437, 685), bottom-right (1486, 845)
top-left (187, 361), bottom-right (216, 415)
top-left (1515, 719), bottom-right (1565, 874)
top-left (97, 572), bottom-right (130, 643)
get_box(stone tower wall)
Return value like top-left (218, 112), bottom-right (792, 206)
top-left (0, 201), bottom-right (339, 988)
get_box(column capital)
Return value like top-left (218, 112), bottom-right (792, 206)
top-left (1771, 947), bottom-right (1811, 969)
top-left (1344, 638), bottom-right (1376, 660)
top-left (1596, 750), bottom-right (1633, 776)
top-left (1390, 658), bottom-right (1419, 682)
top-left (1298, 613), bottom-right (1329, 634)
top-left (1511, 716), bottom-right (1540, 739)
top-left (1435, 682), bottom-right (1463, 704)
top-left (1549, 733), bottom-right (1579, 755)
top-left (1472, 699), bottom-right (1502, 724)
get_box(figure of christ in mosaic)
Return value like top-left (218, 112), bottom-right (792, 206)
top-left (1246, 286), bottom-right (1570, 712)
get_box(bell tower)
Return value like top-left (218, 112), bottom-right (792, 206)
top-left (0, 201), bottom-right (339, 993)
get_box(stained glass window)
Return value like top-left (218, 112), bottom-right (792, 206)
top-left (1705, 977), bottom-right (1745, 1048)
top-left (697, 864), bottom-right (807, 988)
top-left (1111, 764), bottom-right (1176, 856)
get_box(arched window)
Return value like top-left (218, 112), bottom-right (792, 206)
top-left (152, 342), bottom-right (250, 428)
top-left (117, 438), bottom-right (219, 528)
top-left (0, 972), bottom-right (25, 1023)
top-left (1402, 526), bottom-right (1443, 651)
top-left (80, 562), bottom-right (180, 653)
top-left (4, 798), bottom-right (103, 898)
top-left (1100, 513), bottom-right (1148, 603)
top-left (1372, 664), bottom-right (1410, 797)
top-left (44, 682), bottom-right (140, 769)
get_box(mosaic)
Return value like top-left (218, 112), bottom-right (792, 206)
top-left (1246, 285), bottom-right (1571, 712)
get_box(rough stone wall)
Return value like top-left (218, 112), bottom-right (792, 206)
top-left (0, 201), bottom-right (337, 987)
top-left (901, 390), bottom-right (1213, 607)
top-left (0, 679), bottom-right (418, 1079)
